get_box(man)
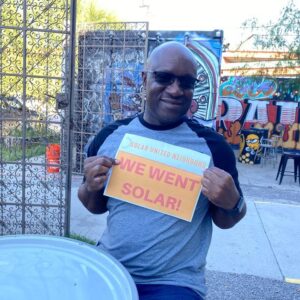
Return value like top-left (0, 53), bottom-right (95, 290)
top-left (78, 41), bottom-right (246, 300)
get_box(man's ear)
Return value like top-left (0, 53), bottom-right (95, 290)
top-left (141, 71), bottom-right (147, 87)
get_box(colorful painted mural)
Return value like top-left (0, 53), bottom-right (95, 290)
top-left (217, 76), bottom-right (300, 150)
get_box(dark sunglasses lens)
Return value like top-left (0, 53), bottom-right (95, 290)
top-left (153, 72), bottom-right (174, 85)
top-left (180, 76), bottom-right (197, 89)
top-left (152, 72), bottom-right (197, 89)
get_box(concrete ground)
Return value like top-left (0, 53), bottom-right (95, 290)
top-left (70, 150), bottom-right (300, 299)
top-left (207, 155), bottom-right (300, 282)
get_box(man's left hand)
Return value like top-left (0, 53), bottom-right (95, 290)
top-left (201, 167), bottom-right (240, 210)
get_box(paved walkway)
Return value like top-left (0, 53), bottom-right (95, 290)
top-left (70, 152), bottom-right (300, 286)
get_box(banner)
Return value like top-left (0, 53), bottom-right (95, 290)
top-left (104, 134), bottom-right (210, 221)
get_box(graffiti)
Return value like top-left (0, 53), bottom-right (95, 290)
top-left (188, 41), bottom-right (220, 120)
top-left (220, 76), bottom-right (299, 102)
top-left (77, 30), bottom-right (146, 134)
top-left (238, 132), bottom-right (260, 164)
top-left (217, 76), bottom-right (300, 150)
top-left (220, 77), bottom-right (278, 100)
top-left (103, 50), bottom-right (144, 125)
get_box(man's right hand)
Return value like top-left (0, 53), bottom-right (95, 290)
top-left (78, 156), bottom-right (120, 214)
top-left (83, 156), bottom-right (120, 192)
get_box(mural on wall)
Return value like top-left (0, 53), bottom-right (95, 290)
top-left (102, 47), bottom-right (145, 125)
top-left (238, 131), bottom-right (261, 164)
top-left (217, 76), bottom-right (300, 150)
top-left (77, 27), bottom-right (147, 134)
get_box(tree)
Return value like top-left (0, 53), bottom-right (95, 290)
top-left (240, 0), bottom-right (300, 73)
top-left (77, 0), bottom-right (118, 23)
top-left (0, 0), bottom-right (69, 110)
top-left (241, 0), bottom-right (300, 54)
top-left (229, 0), bottom-right (300, 93)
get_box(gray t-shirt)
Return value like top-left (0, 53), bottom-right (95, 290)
top-left (87, 115), bottom-right (241, 298)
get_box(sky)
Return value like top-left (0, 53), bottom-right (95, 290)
top-left (95, 0), bottom-right (300, 49)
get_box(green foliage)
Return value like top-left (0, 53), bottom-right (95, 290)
top-left (0, 0), bottom-right (67, 108)
top-left (7, 123), bottom-right (59, 140)
top-left (1, 144), bottom-right (46, 162)
top-left (2, 122), bottom-right (60, 161)
top-left (241, 0), bottom-right (300, 56)
top-left (239, 0), bottom-right (300, 87)
top-left (0, 0), bottom-right (119, 106)
top-left (77, 0), bottom-right (118, 23)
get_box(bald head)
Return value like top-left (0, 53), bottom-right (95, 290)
top-left (142, 41), bottom-right (198, 126)
top-left (146, 41), bottom-right (197, 74)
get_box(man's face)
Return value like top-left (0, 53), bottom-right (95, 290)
top-left (142, 48), bottom-right (197, 126)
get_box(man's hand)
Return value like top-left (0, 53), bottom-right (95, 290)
top-left (83, 156), bottom-right (120, 192)
top-left (78, 155), bottom-right (120, 214)
top-left (201, 167), bottom-right (240, 210)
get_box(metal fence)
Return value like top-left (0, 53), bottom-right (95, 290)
top-left (0, 0), bottom-right (75, 235)
top-left (73, 22), bottom-right (148, 174)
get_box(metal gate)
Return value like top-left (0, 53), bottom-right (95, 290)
top-left (73, 22), bottom-right (148, 174)
top-left (0, 0), bottom-right (76, 235)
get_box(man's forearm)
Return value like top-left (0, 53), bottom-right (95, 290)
top-left (77, 183), bottom-right (108, 214)
top-left (210, 201), bottom-right (247, 229)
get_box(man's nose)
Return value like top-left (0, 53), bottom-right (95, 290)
top-left (166, 78), bottom-right (184, 95)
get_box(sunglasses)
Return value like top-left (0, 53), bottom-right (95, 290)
top-left (148, 71), bottom-right (199, 89)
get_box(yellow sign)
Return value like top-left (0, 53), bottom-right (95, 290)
top-left (104, 134), bottom-right (210, 221)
